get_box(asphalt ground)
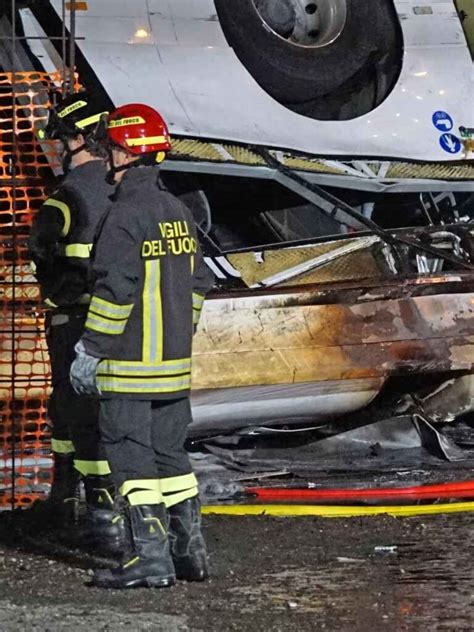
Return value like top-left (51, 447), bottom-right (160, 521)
top-left (0, 511), bottom-right (473, 631)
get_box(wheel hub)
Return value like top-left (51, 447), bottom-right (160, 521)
top-left (253, 0), bottom-right (347, 48)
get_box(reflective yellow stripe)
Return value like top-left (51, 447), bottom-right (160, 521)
top-left (143, 259), bottom-right (162, 363)
top-left (86, 293), bottom-right (132, 331)
top-left (51, 439), bottom-right (74, 454)
top-left (90, 488), bottom-right (114, 506)
top-left (192, 293), bottom-right (204, 309)
top-left (63, 243), bottom-right (93, 258)
top-left (123, 556), bottom-right (140, 569)
top-left (43, 199), bottom-right (71, 237)
top-left (90, 296), bottom-right (134, 319)
top-left (109, 116), bottom-right (145, 128)
top-left (164, 488), bottom-right (198, 508)
top-left (192, 293), bottom-right (205, 325)
top-left (96, 374), bottom-right (191, 394)
top-left (202, 502), bottom-right (474, 518)
top-left (120, 479), bottom-right (162, 505)
top-left (161, 473), bottom-right (199, 508)
top-left (143, 261), bottom-right (151, 360)
top-left (76, 111), bottom-right (108, 129)
top-left (58, 100), bottom-right (87, 118)
top-left (73, 460), bottom-right (111, 476)
top-left (120, 479), bottom-right (160, 496)
top-left (85, 314), bottom-right (127, 335)
top-left (89, 305), bottom-right (128, 324)
top-left (144, 516), bottom-right (166, 536)
top-left (45, 298), bottom-right (58, 308)
top-left (126, 135), bottom-right (168, 147)
top-left (97, 358), bottom-right (191, 376)
top-left (160, 473), bottom-right (198, 494)
top-left (127, 490), bottom-right (160, 505)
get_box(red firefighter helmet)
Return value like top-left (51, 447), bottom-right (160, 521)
top-left (107, 103), bottom-right (172, 155)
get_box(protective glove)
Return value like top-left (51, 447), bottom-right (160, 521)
top-left (70, 340), bottom-right (101, 397)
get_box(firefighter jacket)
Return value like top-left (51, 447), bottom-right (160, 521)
top-left (81, 166), bottom-right (214, 399)
top-left (28, 160), bottom-right (114, 307)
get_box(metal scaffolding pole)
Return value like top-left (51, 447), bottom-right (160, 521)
top-left (69, 0), bottom-right (76, 93)
top-left (2, 0), bottom-right (72, 508)
top-left (62, 0), bottom-right (67, 91)
top-left (10, 0), bottom-right (17, 511)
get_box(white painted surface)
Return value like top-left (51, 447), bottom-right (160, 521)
top-left (48, 0), bottom-right (473, 161)
top-left (190, 379), bottom-right (383, 432)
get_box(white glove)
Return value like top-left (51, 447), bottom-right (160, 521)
top-left (70, 340), bottom-right (101, 397)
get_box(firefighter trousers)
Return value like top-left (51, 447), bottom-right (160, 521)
top-left (99, 398), bottom-right (199, 508)
top-left (46, 306), bottom-right (110, 477)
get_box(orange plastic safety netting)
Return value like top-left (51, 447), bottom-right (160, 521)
top-left (0, 71), bottom-right (66, 507)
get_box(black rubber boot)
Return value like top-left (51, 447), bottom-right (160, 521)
top-left (81, 476), bottom-right (126, 555)
top-left (28, 453), bottom-right (80, 528)
top-left (91, 503), bottom-right (176, 589)
top-left (168, 496), bottom-right (209, 582)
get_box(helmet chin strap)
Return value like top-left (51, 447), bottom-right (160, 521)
top-left (106, 150), bottom-right (153, 184)
top-left (105, 147), bottom-right (130, 184)
top-left (62, 141), bottom-right (87, 174)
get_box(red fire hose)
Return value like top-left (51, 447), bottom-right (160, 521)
top-left (245, 480), bottom-right (474, 502)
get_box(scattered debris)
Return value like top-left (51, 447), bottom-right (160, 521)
top-left (374, 546), bottom-right (398, 554)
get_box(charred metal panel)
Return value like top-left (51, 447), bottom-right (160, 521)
top-left (192, 288), bottom-right (474, 390)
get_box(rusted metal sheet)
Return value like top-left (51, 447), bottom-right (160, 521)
top-left (2, 267), bottom-right (474, 430)
top-left (192, 279), bottom-right (474, 390)
top-left (2, 276), bottom-right (474, 400)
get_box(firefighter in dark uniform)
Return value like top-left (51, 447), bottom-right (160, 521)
top-left (28, 92), bottom-right (123, 551)
top-left (70, 103), bottom-right (214, 589)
